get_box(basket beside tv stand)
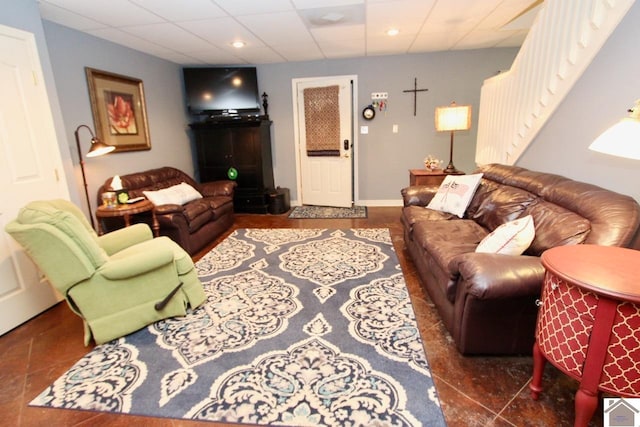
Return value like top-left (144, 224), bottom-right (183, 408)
top-left (190, 119), bottom-right (274, 214)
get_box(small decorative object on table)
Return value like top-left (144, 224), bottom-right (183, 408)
top-left (424, 155), bottom-right (443, 171)
top-left (101, 191), bottom-right (117, 208)
top-left (109, 175), bottom-right (129, 204)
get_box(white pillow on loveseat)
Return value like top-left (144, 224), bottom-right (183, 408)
top-left (475, 215), bottom-right (535, 255)
top-left (143, 182), bottom-right (203, 206)
top-left (426, 173), bottom-right (483, 218)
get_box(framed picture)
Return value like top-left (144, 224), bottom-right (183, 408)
top-left (85, 67), bottom-right (151, 152)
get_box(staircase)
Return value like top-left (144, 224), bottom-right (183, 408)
top-left (476, 0), bottom-right (635, 165)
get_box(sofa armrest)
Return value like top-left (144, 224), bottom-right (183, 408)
top-left (199, 180), bottom-right (237, 197)
top-left (401, 185), bottom-right (439, 207)
top-left (153, 204), bottom-right (183, 215)
top-left (451, 252), bottom-right (545, 299)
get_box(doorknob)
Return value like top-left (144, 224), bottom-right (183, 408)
top-left (343, 139), bottom-right (349, 150)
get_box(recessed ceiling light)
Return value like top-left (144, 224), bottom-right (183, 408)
top-left (387, 28), bottom-right (400, 36)
top-left (232, 41), bottom-right (245, 48)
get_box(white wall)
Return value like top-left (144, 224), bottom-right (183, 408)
top-left (518, 1), bottom-right (640, 202)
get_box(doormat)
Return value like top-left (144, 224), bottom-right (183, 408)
top-left (288, 205), bottom-right (367, 219)
top-left (30, 228), bottom-right (444, 426)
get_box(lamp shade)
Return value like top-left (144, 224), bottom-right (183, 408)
top-left (435, 102), bottom-right (472, 132)
top-left (589, 100), bottom-right (640, 160)
top-left (86, 137), bottom-right (116, 158)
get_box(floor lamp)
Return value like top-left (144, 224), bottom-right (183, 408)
top-left (589, 99), bottom-right (640, 160)
top-left (435, 102), bottom-right (472, 174)
top-left (74, 125), bottom-right (115, 230)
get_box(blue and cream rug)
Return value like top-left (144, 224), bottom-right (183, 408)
top-left (288, 205), bottom-right (367, 219)
top-left (30, 228), bottom-right (445, 426)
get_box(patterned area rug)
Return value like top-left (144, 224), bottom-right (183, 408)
top-left (288, 205), bottom-right (367, 219)
top-left (30, 228), bottom-right (444, 426)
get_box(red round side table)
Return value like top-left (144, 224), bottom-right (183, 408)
top-left (530, 245), bottom-right (640, 427)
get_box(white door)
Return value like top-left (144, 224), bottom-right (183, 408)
top-left (293, 76), bottom-right (355, 207)
top-left (0, 24), bottom-right (69, 335)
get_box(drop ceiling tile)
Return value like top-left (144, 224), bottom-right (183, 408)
top-left (121, 23), bottom-right (214, 52)
top-left (237, 11), bottom-right (315, 46)
top-left (42, 0), bottom-right (164, 27)
top-left (154, 51), bottom-right (207, 65)
top-left (409, 31), bottom-right (462, 53)
top-left (310, 24), bottom-right (364, 42)
top-left (271, 43), bottom-right (325, 62)
top-left (129, 0), bottom-right (227, 21)
top-left (86, 28), bottom-right (175, 56)
top-left (38, 1), bottom-right (106, 31)
top-left (185, 48), bottom-right (248, 65)
top-left (422, 0), bottom-right (504, 33)
top-left (477, 0), bottom-right (539, 30)
top-left (366, 0), bottom-right (436, 35)
top-left (316, 38), bottom-right (365, 58)
top-left (179, 17), bottom-right (265, 49)
top-left (234, 46), bottom-right (287, 64)
top-left (366, 34), bottom-right (414, 55)
top-left (212, 0), bottom-right (293, 16)
top-left (293, 0), bottom-right (364, 9)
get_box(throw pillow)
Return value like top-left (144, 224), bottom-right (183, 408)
top-left (426, 173), bottom-right (483, 218)
top-left (143, 182), bottom-right (203, 206)
top-left (475, 215), bottom-right (535, 255)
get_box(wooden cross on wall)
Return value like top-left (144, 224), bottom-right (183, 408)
top-left (403, 77), bottom-right (429, 116)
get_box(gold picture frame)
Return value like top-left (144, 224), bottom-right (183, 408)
top-left (85, 67), bottom-right (151, 152)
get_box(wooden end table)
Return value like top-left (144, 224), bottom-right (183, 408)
top-left (96, 199), bottom-right (158, 237)
top-left (530, 245), bottom-right (640, 427)
top-left (409, 169), bottom-right (464, 186)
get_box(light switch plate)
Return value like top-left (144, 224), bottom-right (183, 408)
top-left (360, 126), bottom-right (369, 134)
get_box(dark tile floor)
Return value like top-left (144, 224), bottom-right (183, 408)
top-left (0, 207), bottom-right (604, 426)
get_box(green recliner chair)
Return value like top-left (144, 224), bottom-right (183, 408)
top-left (4, 199), bottom-right (206, 345)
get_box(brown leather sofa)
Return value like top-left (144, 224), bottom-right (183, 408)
top-left (401, 163), bottom-right (640, 355)
top-left (97, 166), bottom-right (236, 256)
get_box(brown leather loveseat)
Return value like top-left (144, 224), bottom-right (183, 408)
top-left (401, 163), bottom-right (640, 355)
top-left (98, 166), bottom-right (236, 256)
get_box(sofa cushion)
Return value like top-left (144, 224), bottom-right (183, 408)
top-left (143, 183), bottom-right (202, 206)
top-left (402, 205), bottom-right (456, 230)
top-left (523, 202), bottom-right (590, 256)
top-left (180, 200), bottom-right (212, 233)
top-left (427, 174), bottom-right (483, 218)
top-left (470, 185), bottom-right (537, 231)
top-left (476, 215), bottom-right (535, 255)
top-left (413, 219), bottom-right (488, 302)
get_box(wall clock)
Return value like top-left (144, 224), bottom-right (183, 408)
top-left (362, 105), bottom-right (375, 120)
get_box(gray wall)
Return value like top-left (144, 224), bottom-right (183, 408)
top-left (42, 21), bottom-right (193, 212)
top-left (257, 50), bottom-right (518, 204)
top-left (518, 1), bottom-right (640, 202)
top-left (6, 0), bottom-right (639, 209)
top-left (43, 15), bottom-right (517, 206)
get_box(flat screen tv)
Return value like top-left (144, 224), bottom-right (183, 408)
top-left (182, 67), bottom-right (261, 116)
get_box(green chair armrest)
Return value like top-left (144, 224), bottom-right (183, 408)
top-left (98, 247), bottom-right (173, 279)
top-left (98, 223), bottom-right (153, 255)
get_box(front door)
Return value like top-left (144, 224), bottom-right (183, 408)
top-left (0, 24), bottom-right (69, 335)
top-left (293, 76), bottom-right (356, 207)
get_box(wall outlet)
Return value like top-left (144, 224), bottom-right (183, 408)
top-left (371, 92), bottom-right (388, 100)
